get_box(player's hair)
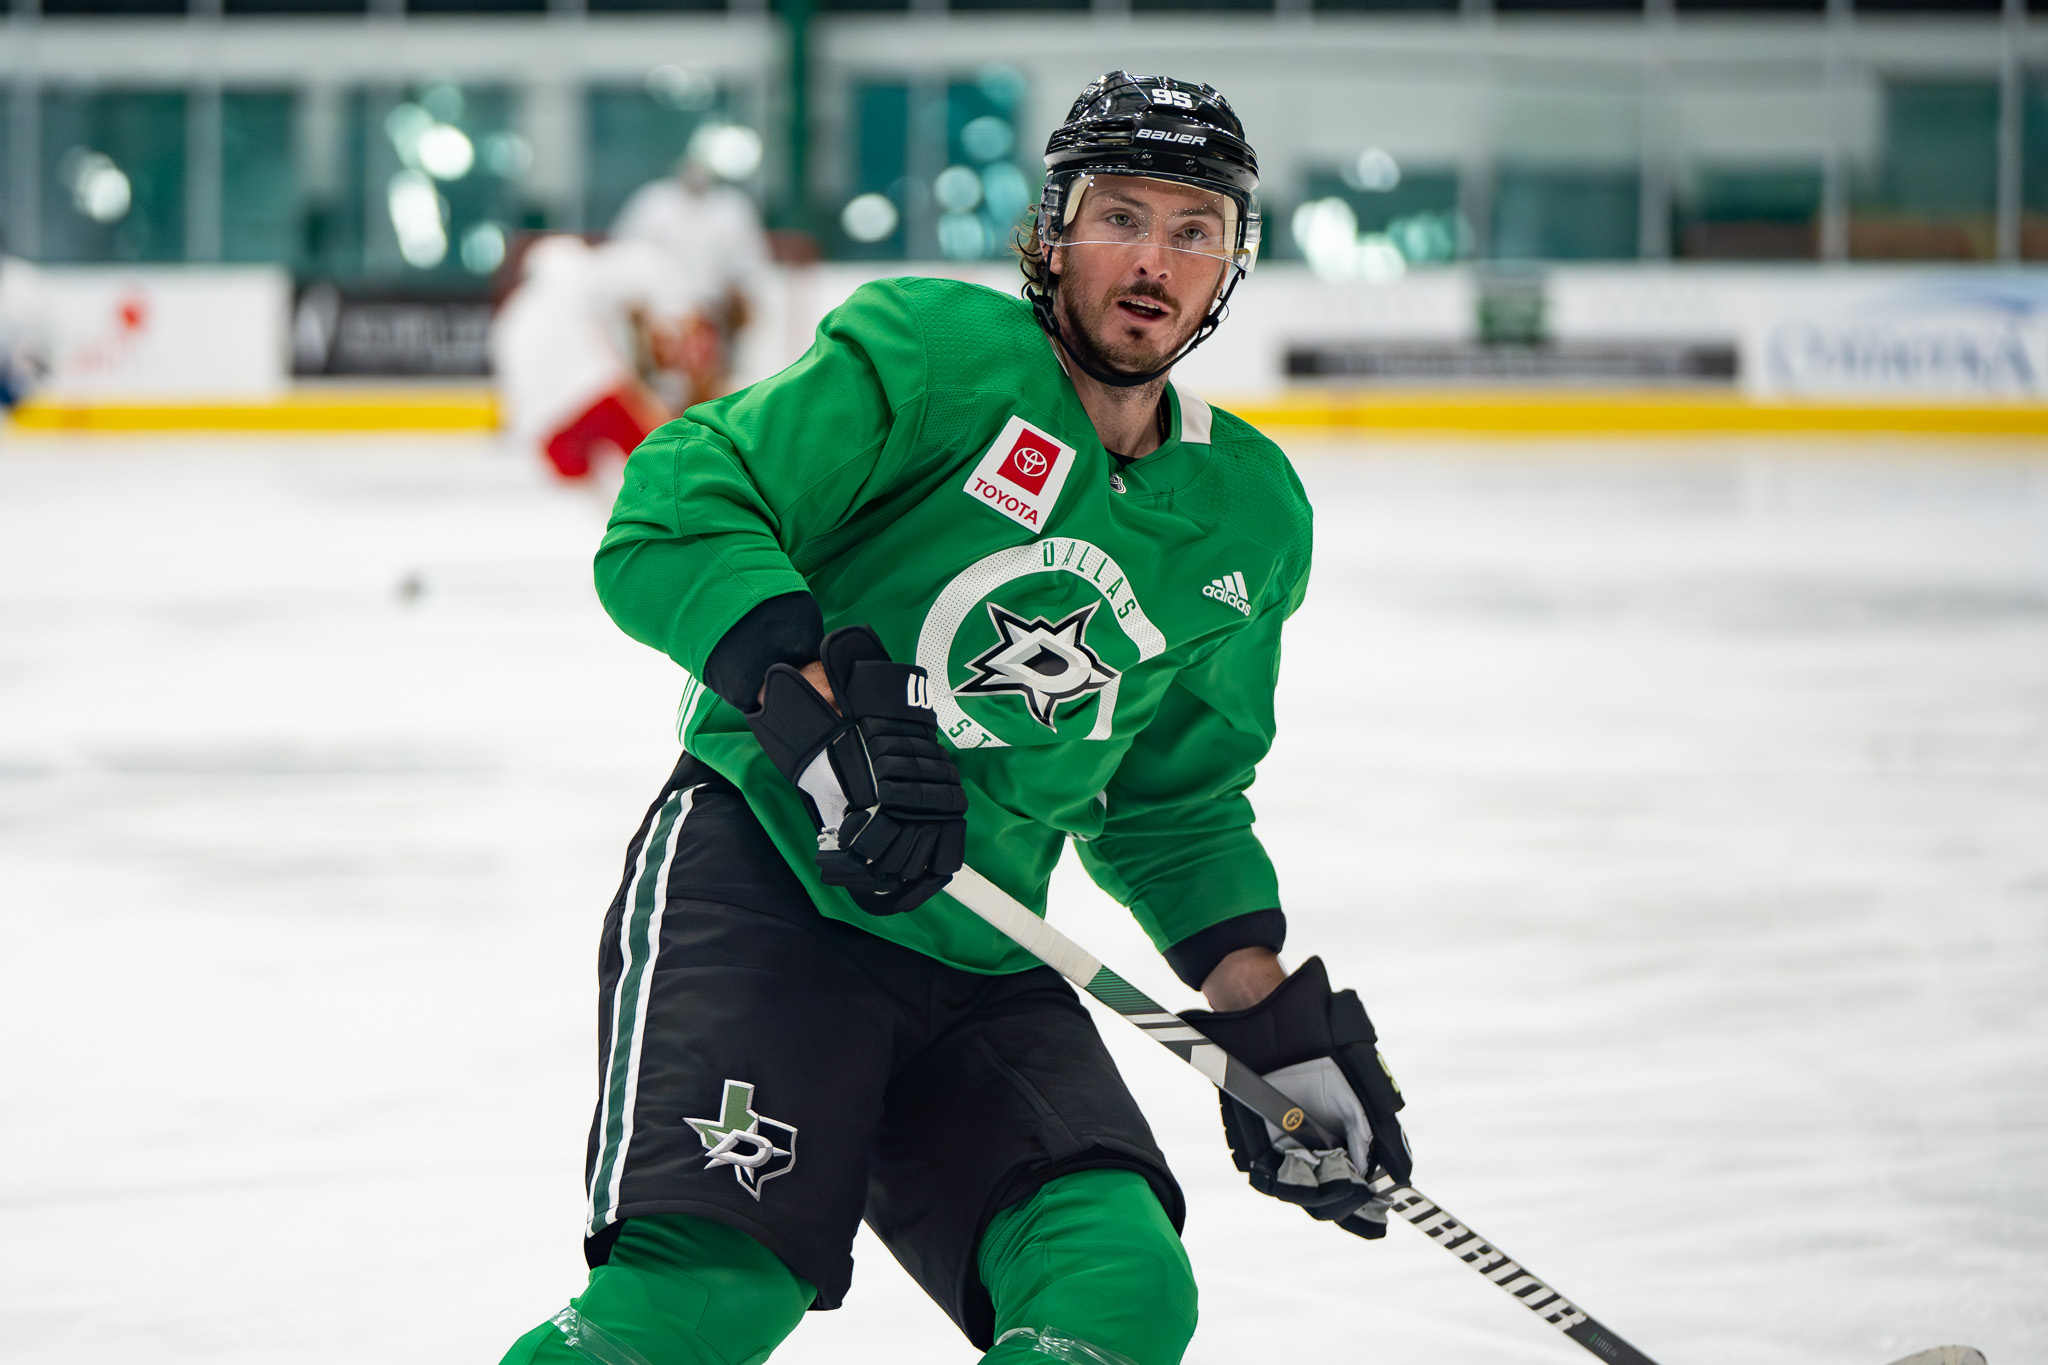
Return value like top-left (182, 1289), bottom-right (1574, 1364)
top-left (1012, 206), bottom-right (1053, 297)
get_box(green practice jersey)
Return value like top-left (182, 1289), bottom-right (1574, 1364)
top-left (597, 277), bottom-right (1312, 975)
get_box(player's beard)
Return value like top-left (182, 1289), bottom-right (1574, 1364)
top-left (1053, 268), bottom-right (1210, 380)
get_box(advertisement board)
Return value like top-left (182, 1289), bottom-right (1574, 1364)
top-left (34, 266), bottom-right (291, 401)
top-left (1482, 267), bottom-right (2048, 402)
top-left (743, 263), bottom-right (2048, 404)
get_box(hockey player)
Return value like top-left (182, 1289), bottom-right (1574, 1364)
top-left (0, 233), bottom-right (51, 416)
top-left (501, 73), bottom-right (1410, 1365)
top-left (490, 235), bottom-right (700, 481)
top-left (611, 130), bottom-right (772, 406)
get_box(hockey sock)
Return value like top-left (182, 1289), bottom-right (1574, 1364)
top-left (498, 1213), bottom-right (815, 1365)
top-left (976, 1169), bottom-right (1198, 1365)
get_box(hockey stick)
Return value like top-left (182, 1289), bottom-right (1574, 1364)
top-left (947, 870), bottom-right (1991, 1365)
top-left (946, 866), bottom-right (1662, 1365)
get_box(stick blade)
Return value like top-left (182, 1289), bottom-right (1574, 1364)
top-left (1885, 1348), bottom-right (1986, 1365)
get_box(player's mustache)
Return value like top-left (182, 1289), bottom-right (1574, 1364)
top-left (1110, 282), bottom-right (1178, 313)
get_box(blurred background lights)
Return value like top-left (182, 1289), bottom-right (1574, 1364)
top-left (959, 115), bottom-right (1015, 165)
top-left (933, 165), bottom-right (983, 214)
top-left (419, 83), bottom-right (463, 122)
top-left (385, 102), bottom-right (476, 182)
top-left (460, 221), bottom-right (506, 274)
top-left (980, 163), bottom-right (1030, 227)
top-left (841, 192), bottom-right (900, 244)
top-left (645, 64), bottom-right (717, 111)
top-left (1388, 211), bottom-right (1465, 264)
top-left (64, 150), bottom-right (132, 223)
top-left (975, 63), bottom-right (1027, 110)
top-left (689, 124), bottom-right (763, 181)
top-left (937, 211), bottom-right (989, 260)
top-left (416, 123), bottom-right (475, 181)
top-left (480, 132), bottom-right (532, 179)
top-left (385, 104), bottom-right (432, 158)
top-left (1345, 148), bottom-right (1401, 193)
top-left (387, 169), bottom-right (449, 268)
top-left (1293, 196), bottom-right (1407, 282)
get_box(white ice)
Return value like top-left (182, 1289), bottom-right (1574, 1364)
top-left (1, 432), bottom-right (2043, 1365)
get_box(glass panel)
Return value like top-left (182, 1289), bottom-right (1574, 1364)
top-left (1487, 75), bottom-right (1641, 260)
top-left (1857, 0), bottom-right (1997, 11)
top-left (224, 0), bottom-right (367, 12)
top-left (1131, 0), bottom-right (1273, 11)
top-left (39, 88), bottom-right (187, 263)
top-left (837, 71), bottom-right (1030, 262)
top-left (1495, 0), bottom-right (1641, 10)
top-left (1313, 0), bottom-right (1458, 12)
top-left (950, 0), bottom-right (1087, 12)
top-left (588, 0), bottom-right (725, 11)
top-left (1493, 166), bottom-right (1641, 259)
top-left (1674, 165), bottom-right (1821, 259)
top-left (329, 83), bottom-right (525, 285)
top-left (407, 0), bottom-right (545, 12)
top-left (1290, 162), bottom-right (1465, 273)
top-left (842, 81), bottom-right (909, 259)
top-left (222, 89), bottom-right (300, 264)
top-left (937, 74), bottom-right (1032, 261)
top-left (585, 79), bottom-right (737, 231)
top-left (1306, 165), bottom-right (1463, 235)
top-left (1677, 0), bottom-right (1820, 8)
top-left (0, 91), bottom-right (10, 255)
top-left (2020, 72), bottom-right (2048, 259)
top-left (41, 0), bottom-right (186, 13)
top-left (1851, 78), bottom-right (1997, 261)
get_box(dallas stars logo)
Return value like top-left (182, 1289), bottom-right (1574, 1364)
top-left (957, 602), bottom-right (1120, 730)
top-left (685, 1079), bottom-right (796, 1200)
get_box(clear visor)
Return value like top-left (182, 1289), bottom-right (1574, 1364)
top-left (1057, 174), bottom-right (1254, 275)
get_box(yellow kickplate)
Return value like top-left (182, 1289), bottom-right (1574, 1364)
top-left (1225, 391), bottom-right (2048, 436)
top-left (10, 388), bottom-right (2048, 438)
top-left (8, 390), bottom-right (499, 433)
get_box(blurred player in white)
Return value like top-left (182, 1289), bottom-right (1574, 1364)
top-left (490, 235), bottom-right (699, 481)
top-left (0, 232), bottom-right (52, 416)
top-left (610, 124), bottom-right (771, 405)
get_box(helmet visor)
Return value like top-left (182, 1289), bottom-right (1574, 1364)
top-left (1056, 173), bottom-right (1255, 277)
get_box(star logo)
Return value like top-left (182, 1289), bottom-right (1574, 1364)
top-left (684, 1079), bottom-right (797, 1200)
top-left (957, 602), bottom-right (1120, 730)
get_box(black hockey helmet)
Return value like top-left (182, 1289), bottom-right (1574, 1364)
top-left (1025, 72), bottom-right (1262, 388)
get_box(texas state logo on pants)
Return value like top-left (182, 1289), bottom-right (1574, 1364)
top-left (686, 1078), bottom-right (798, 1199)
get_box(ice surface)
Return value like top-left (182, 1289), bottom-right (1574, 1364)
top-left (1, 432), bottom-right (2043, 1365)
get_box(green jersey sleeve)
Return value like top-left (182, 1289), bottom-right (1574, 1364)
top-left (594, 280), bottom-right (931, 679)
top-left (1075, 555), bottom-right (1310, 956)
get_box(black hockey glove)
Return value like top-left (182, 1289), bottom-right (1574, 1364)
top-left (1181, 956), bottom-right (1412, 1239)
top-left (744, 625), bottom-right (967, 915)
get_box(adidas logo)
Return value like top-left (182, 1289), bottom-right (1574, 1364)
top-left (1203, 571), bottom-right (1251, 616)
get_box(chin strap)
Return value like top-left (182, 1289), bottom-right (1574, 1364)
top-left (1026, 268), bottom-right (1242, 389)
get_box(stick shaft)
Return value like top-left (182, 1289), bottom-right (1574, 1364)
top-left (945, 867), bottom-right (1663, 1365)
